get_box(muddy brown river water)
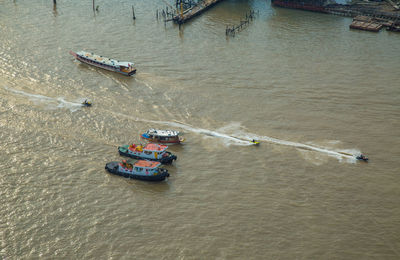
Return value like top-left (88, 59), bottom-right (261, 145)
top-left (1, 0), bottom-right (399, 259)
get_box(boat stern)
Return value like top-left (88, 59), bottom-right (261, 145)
top-left (105, 161), bottom-right (119, 173)
top-left (128, 68), bottom-right (137, 76)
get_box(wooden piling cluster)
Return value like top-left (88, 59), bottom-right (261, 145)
top-left (156, 6), bottom-right (176, 23)
top-left (225, 10), bottom-right (258, 37)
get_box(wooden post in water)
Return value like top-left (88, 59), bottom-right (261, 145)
top-left (53, 0), bottom-right (57, 16)
top-left (180, 2), bottom-right (183, 19)
top-left (92, 0), bottom-right (95, 12)
top-left (132, 6), bottom-right (136, 20)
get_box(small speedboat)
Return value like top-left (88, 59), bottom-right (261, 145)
top-left (356, 154), bottom-right (369, 162)
top-left (251, 139), bottom-right (260, 146)
top-left (105, 159), bottom-right (169, 181)
top-left (118, 143), bottom-right (177, 164)
top-left (82, 100), bottom-right (92, 107)
top-left (141, 129), bottom-right (185, 144)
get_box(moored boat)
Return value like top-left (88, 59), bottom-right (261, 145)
top-left (271, 0), bottom-right (328, 13)
top-left (105, 159), bottom-right (169, 181)
top-left (70, 50), bottom-right (136, 76)
top-left (118, 143), bottom-right (177, 164)
top-left (141, 129), bottom-right (185, 144)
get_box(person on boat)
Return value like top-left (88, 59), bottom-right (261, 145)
top-left (82, 99), bottom-right (92, 106)
top-left (356, 154), bottom-right (368, 161)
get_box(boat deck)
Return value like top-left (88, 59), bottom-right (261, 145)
top-left (135, 160), bottom-right (161, 168)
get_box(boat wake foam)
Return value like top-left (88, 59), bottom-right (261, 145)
top-left (235, 132), bottom-right (359, 163)
top-left (109, 113), bottom-right (359, 162)
top-left (117, 115), bottom-right (359, 162)
top-left (107, 112), bottom-right (251, 146)
top-left (5, 86), bottom-right (84, 112)
top-left (171, 122), bottom-right (359, 162)
top-left (3, 89), bottom-right (360, 163)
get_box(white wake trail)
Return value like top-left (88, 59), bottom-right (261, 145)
top-left (171, 122), bottom-right (358, 161)
top-left (107, 112), bottom-right (252, 146)
top-left (110, 113), bottom-right (359, 162)
top-left (3, 90), bottom-right (360, 162)
top-left (246, 134), bottom-right (357, 162)
top-left (5, 86), bottom-right (84, 112)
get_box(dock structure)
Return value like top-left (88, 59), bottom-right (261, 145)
top-left (349, 16), bottom-right (384, 32)
top-left (350, 20), bottom-right (383, 32)
top-left (172, 0), bottom-right (225, 24)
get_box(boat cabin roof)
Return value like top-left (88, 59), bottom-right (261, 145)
top-left (144, 143), bottom-right (168, 151)
top-left (134, 160), bottom-right (161, 168)
top-left (76, 51), bottom-right (134, 68)
top-left (146, 128), bottom-right (180, 137)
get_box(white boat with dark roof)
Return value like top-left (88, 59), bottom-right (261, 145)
top-left (141, 129), bottom-right (185, 144)
top-left (70, 50), bottom-right (136, 76)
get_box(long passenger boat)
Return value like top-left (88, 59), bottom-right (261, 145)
top-left (70, 50), bottom-right (136, 76)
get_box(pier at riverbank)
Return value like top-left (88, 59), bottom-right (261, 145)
top-left (172, 0), bottom-right (225, 24)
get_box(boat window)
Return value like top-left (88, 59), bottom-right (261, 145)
top-left (144, 151), bottom-right (152, 155)
top-left (135, 167), bottom-right (142, 172)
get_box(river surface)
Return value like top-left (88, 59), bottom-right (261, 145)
top-left (1, 0), bottom-right (400, 259)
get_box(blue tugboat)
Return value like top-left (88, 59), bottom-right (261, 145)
top-left (105, 159), bottom-right (169, 182)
